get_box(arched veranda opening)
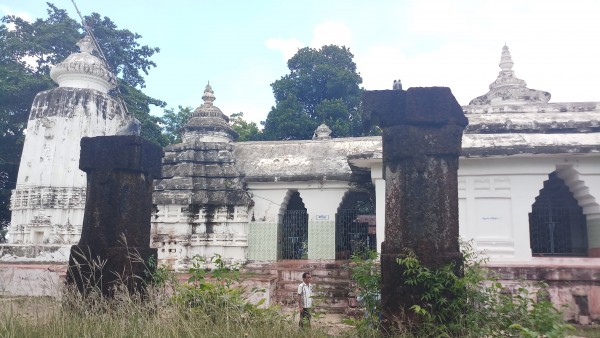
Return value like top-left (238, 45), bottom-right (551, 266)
top-left (278, 191), bottom-right (308, 260)
top-left (335, 190), bottom-right (376, 259)
top-left (529, 171), bottom-right (588, 256)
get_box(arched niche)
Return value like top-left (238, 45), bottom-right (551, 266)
top-left (278, 190), bottom-right (308, 260)
top-left (529, 171), bottom-right (588, 256)
top-left (335, 190), bottom-right (376, 259)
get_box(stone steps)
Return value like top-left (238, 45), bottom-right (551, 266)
top-left (242, 260), bottom-right (354, 314)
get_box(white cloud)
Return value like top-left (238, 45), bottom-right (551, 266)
top-left (265, 20), bottom-right (353, 63)
top-left (21, 55), bottom-right (40, 71)
top-left (355, 45), bottom-right (408, 90)
top-left (265, 38), bottom-right (304, 61)
top-left (310, 21), bottom-right (352, 48)
top-left (356, 43), bottom-right (495, 105)
top-left (356, 0), bottom-right (600, 104)
top-left (0, 6), bottom-right (34, 30)
top-left (406, 0), bottom-right (470, 36)
top-left (265, 21), bottom-right (353, 61)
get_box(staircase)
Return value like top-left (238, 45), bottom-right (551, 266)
top-left (243, 260), bottom-right (354, 314)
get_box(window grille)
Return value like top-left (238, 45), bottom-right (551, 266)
top-left (529, 172), bottom-right (587, 256)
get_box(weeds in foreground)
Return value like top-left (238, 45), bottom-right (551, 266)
top-left (395, 241), bottom-right (575, 337)
top-left (344, 241), bottom-right (576, 338)
top-left (0, 253), bottom-right (331, 338)
top-left (0, 247), bottom-right (582, 338)
top-left (344, 249), bottom-right (381, 337)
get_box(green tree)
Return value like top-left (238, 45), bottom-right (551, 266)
top-left (0, 3), bottom-right (164, 229)
top-left (262, 45), bottom-right (364, 140)
top-left (229, 112), bottom-right (261, 142)
top-left (119, 83), bottom-right (167, 145)
top-left (162, 106), bottom-right (193, 144)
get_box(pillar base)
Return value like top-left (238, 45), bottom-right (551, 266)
top-left (66, 245), bottom-right (157, 296)
top-left (380, 250), bottom-right (464, 334)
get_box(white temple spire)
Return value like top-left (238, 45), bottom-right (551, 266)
top-left (182, 83), bottom-right (238, 143)
top-left (468, 45), bottom-right (551, 106)
top-left (49, 34), bottom-right (116, 93)
top-left (202, 83), bottom-right (216, 107)
top-left (499, 45), bottom-right (514, 71)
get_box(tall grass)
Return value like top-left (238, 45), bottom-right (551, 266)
top-left (0, 254), bottom-right (333, 338)
top-left (0, 296), bottom-right (327, 337)
top-left (3, 247), bottom-right (589, 338)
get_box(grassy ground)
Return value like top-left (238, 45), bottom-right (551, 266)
top-left (0, 295), bottom-right (356, 338)
top-left (1, 294), bottom-right (597, 337)
top-left (573, 325), bottom-right (600, 338)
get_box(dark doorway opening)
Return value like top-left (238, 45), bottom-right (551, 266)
top-left (336, 191), bottom-right (376, 259)
top-left (280, 191), bottom-right (308, 259)
top-left (529, 172), bottom-right (588, 256)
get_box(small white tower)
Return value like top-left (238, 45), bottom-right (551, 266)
top-left (8, 35), bottom-right (134, 246)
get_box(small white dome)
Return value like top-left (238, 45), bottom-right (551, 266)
top-left (49, 35), bottom-right (116, 93)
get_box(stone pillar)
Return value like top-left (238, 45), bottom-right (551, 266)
top-left (371, 163), bottom-right (386, 255)
top-left (362, 87), bottom-right (468, 331)
top-left (587, 218), bottom-right (600, 257)
top-left (300, 188), bottom-right (347, 260)
top-left (66, 135), bottom-right (163, 296)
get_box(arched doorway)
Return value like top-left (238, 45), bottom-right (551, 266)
top-left (336, 191), bottom-right (376, 259)
top-left (529, 172), bottom-right (588, 256)
top-left (279, 191), bottom-right (308, 259)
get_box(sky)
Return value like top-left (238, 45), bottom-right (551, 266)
top-left (2, 0), bottom-right (599, 124)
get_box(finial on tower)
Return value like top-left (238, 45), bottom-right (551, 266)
top-left (76, 35), bottom-right (96, 54)
top-left (202, 82), bottom-right (216, 107)
top-left (468, 45), bottom-right (550, 106)
top-left (499, 44), bottom-right (514, 71)
top-left (49, 34), bottom-right (115, 93)
top-left (313, 124), bottom-right (332, 140)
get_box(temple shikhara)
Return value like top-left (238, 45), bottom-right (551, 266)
top-left (7, 35), bottom-right (136, 247)
top-left (2, 43), bottom-right (599, 323)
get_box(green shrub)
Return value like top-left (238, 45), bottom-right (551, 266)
top-left (509, 288), bottom-right (576, 338)
top-left (2, 253), bottom-right (332, 337)
top-left (145, 255), bottom-right (176, 287)
top-left (173, 254), bottom-right (270, 322)
top-left (345, 241), bottom-right (576, 337)
top-left (346, 250), bottom-right (381, 336)
top-left (396, 241), bottom-right (575, 337)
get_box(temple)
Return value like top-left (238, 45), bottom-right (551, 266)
top-left (151, 83), bottom-right (252, 266)
top-left (7, 35), bottom-right (136, 248)
top-left (148, 45), bottom-right (598, 269)
top-left (2, 44), bottom-right (599, 322)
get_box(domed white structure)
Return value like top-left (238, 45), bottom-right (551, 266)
top-left (8, 35), bottom-right (135, 247)
top-left (469, 45), bottom-right (551, 106)
top-left (49, 35), bottom-right (116, 93)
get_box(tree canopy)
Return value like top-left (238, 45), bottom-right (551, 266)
top-left (230, 112), bottom-right (261, 142)
top-left (161, 106), bottom-right (192, 144)
top-left (261, 45), bottom-right (364, 140)
top-left (161, 108), bottom-right (262, 144)
top-left (0, 3), bottom-right (165, 229)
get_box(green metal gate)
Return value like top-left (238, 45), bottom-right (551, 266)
top-left (529, 172), bottom-right (588, 256)
top-left (336, 209), bottom-right (376, 259)
top-left (280, 210), bottom-right (309, 259)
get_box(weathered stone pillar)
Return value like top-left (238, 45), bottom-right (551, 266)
top-left (66, 135), bottom-right (163, 296)
top-left (362, 87), bottom-right (468, 331)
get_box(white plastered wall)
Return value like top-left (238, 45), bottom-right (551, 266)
top-left (458, 154), bottom-right (600, 261)
top-left (247, 181), bottom-right (350, 260)
top-left (371, 163), bottom-right (385, 255)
